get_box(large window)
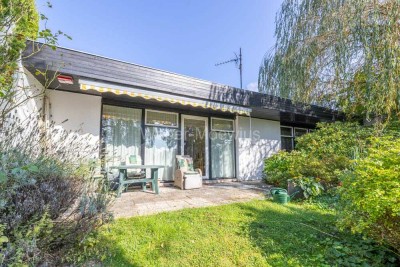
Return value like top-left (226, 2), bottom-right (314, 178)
top-left (280, 126), bottom-right (311, 151)
top-left (211, 118), bottom-right (235, 178)
top-left (101, 105), bottom-right (142, 168)
top-left (145, 110), bottom-right (178, 180)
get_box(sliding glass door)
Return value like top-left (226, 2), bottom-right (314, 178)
top-left (182, 115), bottom-right (208, 178)
top-left (210, 118), bottom-right (235, 178)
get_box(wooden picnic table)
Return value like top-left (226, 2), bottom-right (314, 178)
top-left (110, 165), bottom-right (164, 197)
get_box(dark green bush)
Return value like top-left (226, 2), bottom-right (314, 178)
top-left (290, 177), bottom-right (324, 199)
top-left (264, 122), bottom-right (374, 188)
top-left (263, 150), bottom-right (299, 187)
top-left (320, 235), bottom-right (399, 266)
top-left (0, 116), bottom-right (113, 266)
top-left (338, 136), bottom-right (400, 252)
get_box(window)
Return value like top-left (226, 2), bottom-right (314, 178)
top-left (145, 109), bottom-right (178, 180)
top-left (280, 126), bottom-right (313, 151)
top-left (101, 105), bottom-right (142, 168)
top-left (211, 118), bottom-right (234, 132)
top-left (211, 118), bottom-right (235, 178)
top-left (280, 126), bottom-right (294, 151)
top-left (294, 128), bottom-right (308, 137)
top-left (145, 110), bottom-right (178, 127)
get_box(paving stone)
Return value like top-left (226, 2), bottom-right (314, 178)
top-left (110, 181), bottom-right (269, 218)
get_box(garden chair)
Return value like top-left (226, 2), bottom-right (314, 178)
top-left (174, 155), bottom-right (202, 190)
top-left (117, 154), bottom-right (147, 192)
top-left (124, 154), bottom-right (145, 179)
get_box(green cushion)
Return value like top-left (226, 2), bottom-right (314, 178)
top-left (129, 155), bottom-right (138, 164)
top-left (178, 159), bottom-right (187, 168)
top-left (177, 155), bottom-right (197, 172)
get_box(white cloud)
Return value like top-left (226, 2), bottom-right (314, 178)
top-left (246, 82), bottom-right (258, 92)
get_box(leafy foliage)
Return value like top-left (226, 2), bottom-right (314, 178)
top-left (291, 177), bottom-right (324, 199)
top-left (0, 0), bottom-right (39, 97)
top-left (264, 122), bottom-right (374, 188)
top-left (338, 136), bottom-right (400, 252)
top-left (0, 115), bottom-right (113, 266)
top-left (263, 150), bottom-right (297, 187)
top-left (320, 236), bottom-right (398, 267)
top-left (259, 0), bottom-right (400, 120)
top-left (0, 0), bottom-right (71, 123)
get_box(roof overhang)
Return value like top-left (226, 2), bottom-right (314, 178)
top-left (79, 79), bottom-right (252, 116)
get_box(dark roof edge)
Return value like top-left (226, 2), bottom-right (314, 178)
top-left (26, 41), bottom-right (237, 89)
top-left (23, 41), bottom-right (343, 118)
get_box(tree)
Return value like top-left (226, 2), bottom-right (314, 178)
top-left (259, 0), bottom-right (400, 121)
top-left (0, 0), bottom-right (38, 96)
top-left (0, 0), bottom-right (70, 124)
top-left (0, 3), bottom-right (112, 265)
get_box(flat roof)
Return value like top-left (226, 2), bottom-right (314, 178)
top-left (22, 41), bottom-right (342, 124)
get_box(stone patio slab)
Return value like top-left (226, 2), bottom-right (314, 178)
top-left (110, 181), bottom-right (269, 218)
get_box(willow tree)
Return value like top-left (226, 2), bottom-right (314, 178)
top-left (259, 0), bottom-right (400, 120)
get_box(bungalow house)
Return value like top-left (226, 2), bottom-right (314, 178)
top-left (20, 42), bottom-right (340, 183)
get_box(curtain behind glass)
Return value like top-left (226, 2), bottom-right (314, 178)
top-left (146, 110), bottom-right (178, 127)
top-left (145, 127), bottom-right (177, 181)
top-left (102, 105), bottom-right (142, 169)
top-left (211, 132), bottom-right (235, 178)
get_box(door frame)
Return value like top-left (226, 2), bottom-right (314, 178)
top-left (181, 115), bottom-right (209, 179)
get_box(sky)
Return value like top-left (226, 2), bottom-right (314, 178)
top-left (36, 0), bottom-right (283, 91)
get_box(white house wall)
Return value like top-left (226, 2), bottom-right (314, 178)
top-left (46, 90), bottom-right (102, 158)
top-left (0, 65), bottom-right (46, 153)
top-left (236, 116), bottom-right (281, 180)
top-left (46, 90), bottom-right (101, 136)
top-left (4, 64), bottom-right (45, 125)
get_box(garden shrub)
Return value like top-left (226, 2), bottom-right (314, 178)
top-left (290, 177), bottom-right (324, 199)
top-left (338, 136), bottom-right (400, 252)
top-left (263, 150), bottom-right (298, 187)
top-left (0, 115), bottom-right (113, 266)
top-left (264, 122), bottom-right (374, 189)
top-left (320, 235), bottom-right (399, 266)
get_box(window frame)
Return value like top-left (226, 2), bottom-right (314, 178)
top-left (280, 126), bottom-right (294, 137)
top-left (145, 109), bottom-right (179, 128)
top-left (210, 117), bottom-right (235, 179)
top-left (280, 126), bottom-right (294, 151)
top-left (211, 117), bottom-right (235, 132)
top-left (293, 127), bottom-right (308, 137)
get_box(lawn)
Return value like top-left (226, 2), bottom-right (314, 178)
top-left (90, 200), bottom-right (395, 267)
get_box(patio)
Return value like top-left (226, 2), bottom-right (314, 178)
top-left (110, 181), bottom-right (270, 218)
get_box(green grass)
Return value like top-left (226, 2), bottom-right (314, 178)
top-left (90, 200), bottom-right (395, 266)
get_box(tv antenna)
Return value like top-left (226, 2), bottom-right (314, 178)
top-left (215, 48), bottom-right (243, 89)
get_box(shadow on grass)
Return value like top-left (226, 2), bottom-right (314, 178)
top-left (88, 199), bottom-right (398, 266)
top-left (93, 201), bottom-right (335, 266)
top-left (236, 200), bottom-right (399, 266)
top-left (236, 201), bottom-right (337, 265)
